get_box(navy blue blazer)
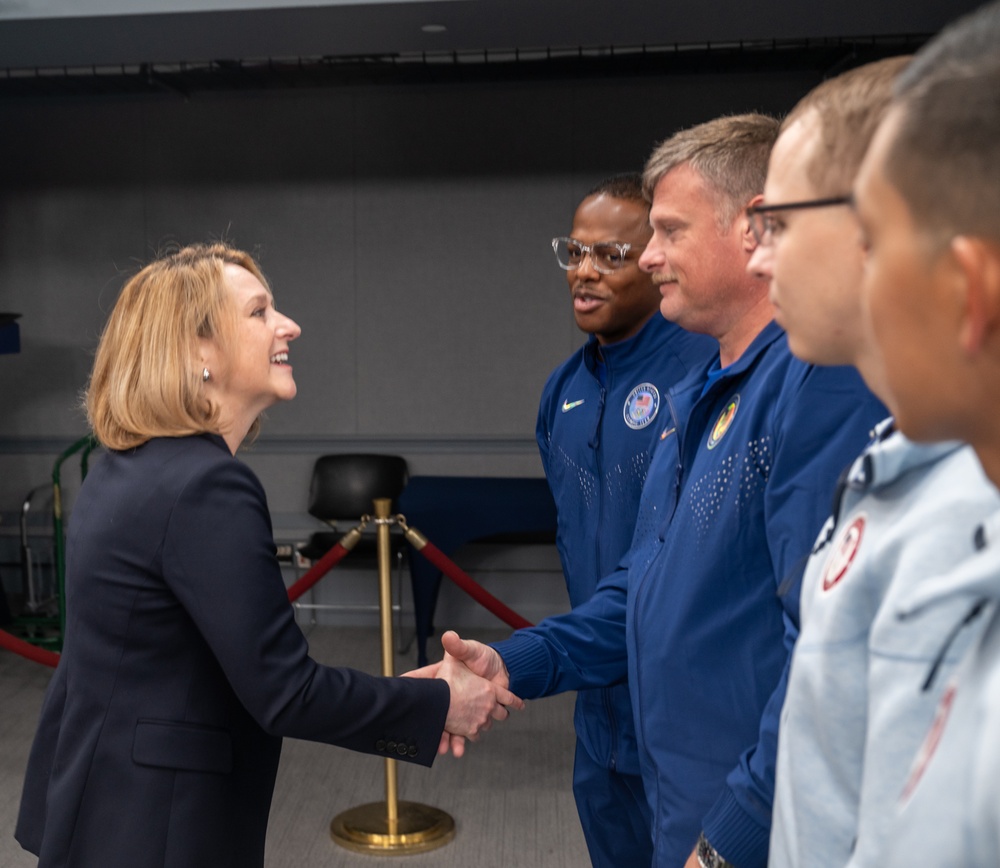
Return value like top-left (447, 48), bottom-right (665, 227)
top-left (16, 434), bottom-right (449, 868)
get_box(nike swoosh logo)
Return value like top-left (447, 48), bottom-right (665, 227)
top-left (561, 399), bottom-right (586, 413)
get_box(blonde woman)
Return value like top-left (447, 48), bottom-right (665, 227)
top-left (16, 243), bottom-right (518, 868)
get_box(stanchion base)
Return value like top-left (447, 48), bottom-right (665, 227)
top-left (330, 801), bottom-right (456, 855)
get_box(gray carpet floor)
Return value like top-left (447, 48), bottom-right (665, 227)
top-left (1, 626), bottom-right (588, 867)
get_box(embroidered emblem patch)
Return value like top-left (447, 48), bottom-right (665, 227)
top-left (706, 395), bottom-right (740, 450)
top-left (623, 383), bottom-right (660, 429)
top-left (822, 515), bottom-right (866, 591)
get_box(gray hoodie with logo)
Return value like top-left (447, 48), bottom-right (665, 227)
top-left (770, 423), bottom-right (1000, 868)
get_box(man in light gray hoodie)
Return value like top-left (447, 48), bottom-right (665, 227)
top-left (747, 50), bottom-right (1000, 867)
top-left (851, 2), bottom-right (1000, 864)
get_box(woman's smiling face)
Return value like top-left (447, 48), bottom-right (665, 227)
top-left (202, 264), bottom-right (301, 432)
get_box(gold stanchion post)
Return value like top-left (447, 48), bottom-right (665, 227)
top-left (330, 498), bottom-right (456, 855)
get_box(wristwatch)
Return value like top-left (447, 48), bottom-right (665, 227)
top-left (696, 832), bottom-right (734, 868)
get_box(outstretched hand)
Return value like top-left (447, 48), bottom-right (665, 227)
top-left (403, 630), bottom-right (520, 757)
top-left (440, 630), bottom-right (511, 687)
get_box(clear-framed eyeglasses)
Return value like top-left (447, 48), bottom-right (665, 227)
top-left (747, 195), bottom-right (852, 246)
top-left (551, 237), bottom-right (644, 274)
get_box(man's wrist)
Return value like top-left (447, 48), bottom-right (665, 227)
top-left (696, 832), bottom-right (734, 868)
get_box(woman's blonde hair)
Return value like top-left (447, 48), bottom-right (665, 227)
top-left (86, 243), bottom-right (269, 451)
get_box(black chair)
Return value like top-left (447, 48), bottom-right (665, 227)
top-left (296, 454), bottom-right (411, 648)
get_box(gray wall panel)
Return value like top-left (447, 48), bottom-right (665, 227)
top-left (144, 180), bottom-right (362, 436)
top-left (0, 188), bottom-right (144, 437)
top-left (355, 175), bottom-right (572, 437)
top-left (0, 69), bottom-right (823, 529)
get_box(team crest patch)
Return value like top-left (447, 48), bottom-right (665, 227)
top-left (822, 515), bottom-right (866, 591)
top-left (706, 395), bottom-right (740, 449)
top-left (623, 383), bottom-right (660, 430)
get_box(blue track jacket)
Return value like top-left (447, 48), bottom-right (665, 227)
top-left (538, 314), bottom-right (715, 776)
top-left (495, 322), bottom-right (886, 867)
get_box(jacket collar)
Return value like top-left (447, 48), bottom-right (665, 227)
top-left (199, 432), bottom-right (231, 453)
top-left (583, 313), bottom-right (678, 374)
top-left (667, 318), bottom-right (784, 407)
top-left (714, 318), bottom-right (785, 380)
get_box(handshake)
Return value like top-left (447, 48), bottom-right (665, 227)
top-left (406, 630), bottom-right (523, 757)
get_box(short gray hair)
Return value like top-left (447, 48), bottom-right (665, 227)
top-left (642, 113), bottom-right (779, 226)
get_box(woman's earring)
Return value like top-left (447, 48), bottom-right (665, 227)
top-left (202, 367), bottom-right (211, 382)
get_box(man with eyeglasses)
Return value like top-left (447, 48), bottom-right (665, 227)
top-left (847, 4), bottom-right (1000, 863)
top-left (745, 56), bottom-right (999, 868)
top-left (436, 114), bottom-right (884, 867)
top-left (542, 173), bottom-right (714, 867)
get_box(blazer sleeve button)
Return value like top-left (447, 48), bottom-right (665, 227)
top-left (407, 745), bottom-right (418, 757)
top-left (376, 740), bottom-right (386, 752)
top-left (386, 740), bottom-right (397, 753)
top-left (396, 743), bottom-right (408, 756)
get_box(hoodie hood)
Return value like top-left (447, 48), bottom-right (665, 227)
top-left (852, 422), bottom-right (964, 492)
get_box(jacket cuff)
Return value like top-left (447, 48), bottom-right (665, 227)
top-left (701, 788), bottom-right (770, 868)
top-left (489, 633), bottom-right (553, 699)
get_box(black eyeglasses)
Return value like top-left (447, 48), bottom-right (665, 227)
top-left (747, 196), bottom-right (853, 246)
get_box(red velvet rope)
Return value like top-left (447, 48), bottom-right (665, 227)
top-left (0, 628), bottom-right (60, 668)
top-left (285, 542), bottom-right (350, 602)
top-left (416, 539), bottom-right (533, 630)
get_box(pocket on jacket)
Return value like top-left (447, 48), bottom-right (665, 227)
top-left (132, 718), bottom-right (233, 774)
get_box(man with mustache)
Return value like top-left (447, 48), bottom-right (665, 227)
top-left (543, 172), bottom-right (713, 866)
top-left (438, 114), bottom-right (885, 866)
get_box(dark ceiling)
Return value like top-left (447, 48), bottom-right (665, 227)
top-left (0, 0), bottom-right (981, 97)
